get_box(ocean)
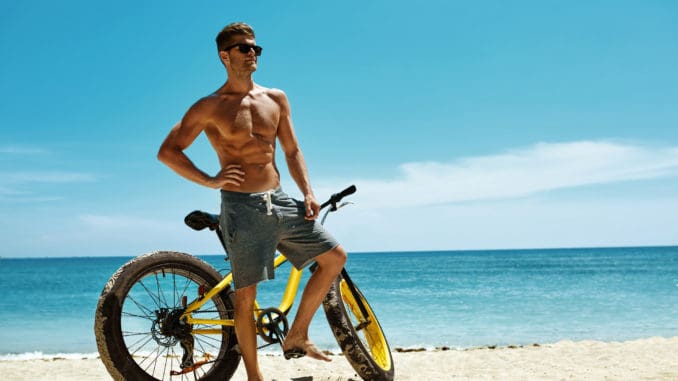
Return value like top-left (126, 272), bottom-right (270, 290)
top-left (0, 246), bottom-right (677, 359)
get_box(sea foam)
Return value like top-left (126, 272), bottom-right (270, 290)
top-left (0, 352), bottom-right (100, 361)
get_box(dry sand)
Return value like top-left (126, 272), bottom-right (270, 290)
top-left (1, 336), bottom-right (676, 380)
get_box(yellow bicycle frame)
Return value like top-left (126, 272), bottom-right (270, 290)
top-left (181, 253), bottom-right (303, 335)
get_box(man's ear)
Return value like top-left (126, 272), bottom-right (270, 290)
top-left (219, 50), bottom-right (230, 65)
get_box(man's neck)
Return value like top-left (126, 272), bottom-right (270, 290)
top-left (223, 71), bottom-right (255, 94)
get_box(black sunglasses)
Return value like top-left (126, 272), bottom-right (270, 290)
top-left (223, 43), bottom-right (263, 56)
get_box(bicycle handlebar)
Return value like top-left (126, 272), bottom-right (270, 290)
top-left (320, 185), bottom-right (357, 211)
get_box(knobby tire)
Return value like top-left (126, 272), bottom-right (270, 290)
top-left (94, 251), bottom-right (240, 381)
top-left (322, 274), bottom-right (395, 381)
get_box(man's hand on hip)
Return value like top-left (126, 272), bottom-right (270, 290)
top-left (209, 164), bottom-right (245, 189)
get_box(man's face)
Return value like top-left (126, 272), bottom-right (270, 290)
top-left (223, 36), bottom-right (259, 73)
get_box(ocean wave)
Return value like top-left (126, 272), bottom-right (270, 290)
top-left (0, 352), bottom-right (100, 361)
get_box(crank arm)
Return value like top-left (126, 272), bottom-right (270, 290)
top-left (170, 360), bottom-right (212, 375)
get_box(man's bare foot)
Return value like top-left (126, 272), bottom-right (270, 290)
top-left (282, 338), bottom-right (332, 362)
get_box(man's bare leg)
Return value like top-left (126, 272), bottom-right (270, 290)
top-left (283, 245), bottom-right (347, 361)
top-left (234, 285), bottom-right (263, 381)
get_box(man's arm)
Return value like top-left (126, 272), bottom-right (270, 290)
top-left (157, 102), bottom-right (244, 189)
top-left (274, 90), bottom-right (320, 220)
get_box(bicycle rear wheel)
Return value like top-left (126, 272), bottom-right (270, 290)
top-left (322, 273), bottom-right (394, 381)
top-left (94, 251), bottom-right (240, 381)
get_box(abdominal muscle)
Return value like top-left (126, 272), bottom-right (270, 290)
top-left (217, 145), bottom-right (281, 193)
top-left (224, 161), bottom-right (280, 193)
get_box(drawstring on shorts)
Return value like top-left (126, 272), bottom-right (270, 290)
top-left (262, 190), bottom-right (273, 215)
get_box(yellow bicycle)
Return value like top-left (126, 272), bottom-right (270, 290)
top-left (94, 185), bottom-right (394, 381)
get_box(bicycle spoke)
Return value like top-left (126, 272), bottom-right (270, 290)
top-left (173, 272), bottom-right (178, 308)
top-left (163, 346), bottom-right (174, 381)
top-left (150, 343), bottom-right (166, 377)
top-left (155, 272), bottom-right (171, 309)
top-left (194, 333), bottom-right (223, 347)
top-left (162, 345), bottom-right (169, 380)
top-left (127, 333), bottom-right (156, 358)
top-left (126, 293), bottom-right (157, 318)
top-left (162, 346), bottom-right (173, 381)
top-left (122, 309), bottom-right (154, 321)
top-left (178, 274), bottom-right (193, 302)
top-left (138, 341), bottom-right (162, 370)
top-left (194, 335), bottom-right (220, 356)
top-left (126, 334), bottom-right (153, 356)
top-left (165, 347), bottom-right (174, 381)
top-left (138, 279), bottom-right (165, 311)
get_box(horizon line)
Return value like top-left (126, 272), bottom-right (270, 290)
top-left (2, 244), bottom-right (677, 259)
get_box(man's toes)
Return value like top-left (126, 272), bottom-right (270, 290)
top-left (305, 345), bottom-right (332, 362)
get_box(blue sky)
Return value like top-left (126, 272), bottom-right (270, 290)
top-left (1, 1), bottom-right (677, 257)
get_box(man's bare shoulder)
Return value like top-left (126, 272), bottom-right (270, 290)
top-left (263, 87), bottom-right (290, 110)
top-left (193, 93), bottom-right (223, 109)
top-left (264, 87), bottom-right (286, 96)
top-left (184, 93), bottom-right (222, 118)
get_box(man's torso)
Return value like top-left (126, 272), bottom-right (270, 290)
top-left (202, 86), bottom-right (282, 192)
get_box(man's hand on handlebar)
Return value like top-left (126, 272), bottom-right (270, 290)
top-left (304, 193), bottom-right (321, 220)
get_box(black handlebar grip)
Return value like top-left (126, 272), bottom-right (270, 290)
top-left (335, 185), bottom-right (357, 199)
top-left (321, 185), bottom-right (357, 210)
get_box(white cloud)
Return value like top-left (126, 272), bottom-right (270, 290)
top-left (0, 171), bottom-right (96, 202)
top-left (325, 197), bottom-right (678, 252)
top-left (0, 186), bottom-right (22, 196)
top-left (7, 140), bottom-right (678, 257)
top-left (301, 140), bottom-right (678, 252)
top-left (6, 207), bottom-right (206, 256)
top-left (315, 141), bottom-right (678, 208)
top-left (0, 146), bottom-right (49, 154)
top-left (61, 214), bottom-right (222, 257)
top-left (2, 171), bottom-right (96, 183)
top-left (79, 214), bottom-right (172, 231)
top-left (0, 146), bottom-right (95, 201)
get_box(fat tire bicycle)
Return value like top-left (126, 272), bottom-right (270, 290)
top-left (94, 185), bottom-right (394, 381)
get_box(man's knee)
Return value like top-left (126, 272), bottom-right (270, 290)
top-left (317, 245), bottom-right (347, 270)
top-left (333, 246), bottom-right (348, 266)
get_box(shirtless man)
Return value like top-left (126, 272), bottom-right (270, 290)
top-left (157, 22), bottom-right (347, 381)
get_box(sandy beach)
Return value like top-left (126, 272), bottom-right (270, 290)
top-left (1, 336), bottom-right (676, 380)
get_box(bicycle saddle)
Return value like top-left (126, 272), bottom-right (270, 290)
top-left (184, 210), bottom-right (220, 231)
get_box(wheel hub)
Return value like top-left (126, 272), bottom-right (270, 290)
top-left (151, 308), bottom-right (192, 347)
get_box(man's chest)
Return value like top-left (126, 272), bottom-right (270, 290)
top-left (214, 97), bottom-right (280, 137)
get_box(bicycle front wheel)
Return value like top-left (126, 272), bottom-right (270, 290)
top-left (94, 251), bottom-right (240, 381)
top-left (322, 273), bottom-right (394, 381)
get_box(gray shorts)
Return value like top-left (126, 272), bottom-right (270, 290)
top-left (219, 187), bottom-right (339, 289)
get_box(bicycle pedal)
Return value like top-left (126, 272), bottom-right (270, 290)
top-left (170, 360), bottom-right (209, 375)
